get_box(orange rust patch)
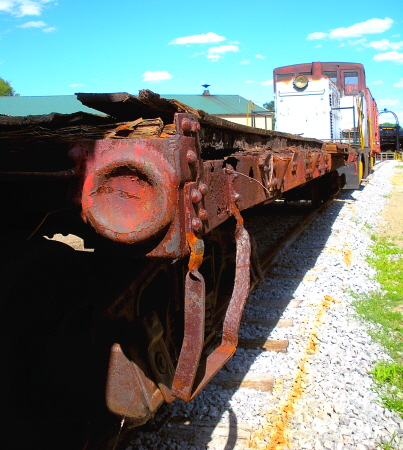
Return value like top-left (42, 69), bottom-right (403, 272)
top-left (187, 232), bottom-right (204, 271)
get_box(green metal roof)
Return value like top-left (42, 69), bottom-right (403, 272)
top-left (163, 94), bottom-right (269, 115)
top-left (0, 94), bottom-right (270, 118)
top-left (0, 95), bottom-right (102, 116)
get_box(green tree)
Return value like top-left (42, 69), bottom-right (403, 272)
top-left (263, 101), bottom-right (275, 129)
top-left (380, 122), bottom-right (401, 129)
top-left (263, 100), bottom-right (274, 111)
top-left (0, 78), bottom-right (16, 96)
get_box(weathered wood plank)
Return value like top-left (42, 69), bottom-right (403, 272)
top-left (210, 372), bottom-right (274, 391)
top-left (238, 338), bottom-right (289, 352)
top-left (243, 318), bottom-right (294, 328)
top-left (159, 417), bottom-right (253, 444)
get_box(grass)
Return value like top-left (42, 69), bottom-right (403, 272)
top-left (353, 235), bottom-right (403, 422)
top-left (377, 432), bottom-right (399, 450)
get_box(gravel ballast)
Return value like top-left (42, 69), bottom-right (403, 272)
top-left (133, 161), bottom-right (403, 450)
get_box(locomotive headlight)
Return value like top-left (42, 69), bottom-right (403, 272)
top-left (293, 75), bottom-right (309, 90)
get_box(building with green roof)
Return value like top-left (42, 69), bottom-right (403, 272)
top-left (0, 90), bottom-right (273, 130)
top-left (0, 95), bottom-right (100, 116)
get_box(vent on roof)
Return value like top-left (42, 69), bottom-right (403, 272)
top-left (202, 84), bottom-right (211, 96)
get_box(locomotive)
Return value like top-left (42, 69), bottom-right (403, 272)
top-left (0, 78), bottom-right (373, 448)
top-left (274, 61), bottom-right (380, 188)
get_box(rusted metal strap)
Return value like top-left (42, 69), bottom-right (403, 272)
top-left (171, 232), bottom-right (206, 401)
top-left (172, 221), bottom-right (251, 402)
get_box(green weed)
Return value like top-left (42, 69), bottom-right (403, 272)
top-left (377, 432), bottom-right (399, 450)
top-left (353, 231), bottom-right (403, 425)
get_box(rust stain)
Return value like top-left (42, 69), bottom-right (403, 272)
top-left (343, 246), bottom-right (352, 266)
top-left (248, 295), bottom-right (338, 450)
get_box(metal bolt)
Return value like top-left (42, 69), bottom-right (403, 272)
top-left (191, 189), bottom-right (202, 203)
top-left (186, 150), bottom-right (197, 164)
top-left (199, 208), bottom-right (208, 221)
top-left (198, 183), bottom-right (208, 195)
top-left (181, 118), bottom-right (192, 132)
top-left (192, 217), bottom-right (203, 231)
top-left (191, 122), bottom-right (201, 132)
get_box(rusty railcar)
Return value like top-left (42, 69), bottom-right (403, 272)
top-left (0, 91), bottom-right (347, 448)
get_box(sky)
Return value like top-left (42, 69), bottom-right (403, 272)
top-left (0, 0), bottom-right (403, 124)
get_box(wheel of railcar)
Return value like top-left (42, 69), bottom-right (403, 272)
top-left (0, 233), bottom-right (112, 450)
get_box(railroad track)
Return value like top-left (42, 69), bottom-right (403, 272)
top-left (95, 196), bottom-right (343, 450)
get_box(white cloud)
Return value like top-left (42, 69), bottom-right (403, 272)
top-left (207, 44), bottom-right (239, 62)
top-left (17, 20), bottom-right (56, 32)
top-left (261, 80), bottom-right (273, 86)
top-left (307, 31), bottom-right (328, 40)
top-left (208, 44), bottom-right (239, 54)
top-left (373, 51), bottom-right (403, 64)
top-left (367, 39), bottom-right (403, 51)
top-left (255, 54), bottom-right (265, 59)
top-left (18, 20), bottom-right (46, 27)
top-left (240, 60), bottom-right (250, 65)
top-left (329, 17), bottom-right (393, 39)
top-left (315, 44), bottom-right (322, 48)
top-left (394, 78), bottom-right (403, 88)
top-left (169, 32), bottom-right (225, 45)
top-left (307, 18), bottom-right (393, 41)
top-left (348, 38), bottom-right (367, 46)
top-left (373, 80), bottom-right (383, 85)
top-left (378, 99), bottom-right (399, 106)
top-left (69, 83), bottom-right (85, 87)
top-left (207, 54), bottom-right (221, 62)
top-left (142, 71), bottom-right (173, 82)
top-left (245, 80), bottom-right (255, 84)
top-left (0, 0), bottom-right (54, 17)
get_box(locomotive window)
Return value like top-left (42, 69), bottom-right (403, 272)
top-left (276, 72), bottom-right (294, 80)
top-left (344, 71), bottom-right (359, 95)
top-left (323, 71), bottom-right (337, 83)
top-left (299, 72), bottom-right (311, 75)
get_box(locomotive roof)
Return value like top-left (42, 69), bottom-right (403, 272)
top-left (274, 62), bottom-right (365, 73)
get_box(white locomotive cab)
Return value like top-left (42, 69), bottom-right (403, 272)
top-left (275, 77), bottom-right (341, 142)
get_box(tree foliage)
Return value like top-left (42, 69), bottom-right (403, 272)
top-left (380, 122), bottom-right (401, 129)
top-left (263, 100), bottom-right (274, 111)
top-left (0, 78), bottom-right (16, 96)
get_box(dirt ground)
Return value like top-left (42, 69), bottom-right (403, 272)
top-left (378, 163), bottom-right (403, 247)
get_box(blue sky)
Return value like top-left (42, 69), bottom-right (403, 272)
top-left (1, 0), bottom-right (403, 124)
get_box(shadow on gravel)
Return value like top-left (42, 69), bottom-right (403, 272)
top-left (136, 191), bottom-right (353, 449)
